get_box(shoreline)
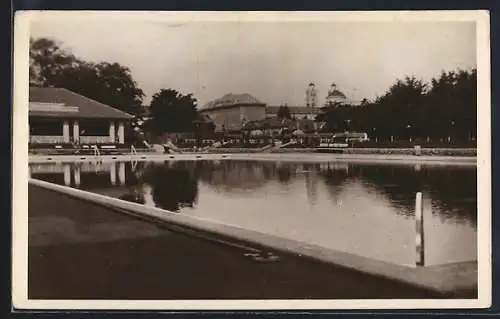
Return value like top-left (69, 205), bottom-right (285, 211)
top-left (208, 147), bottom-right (477, 157)
top-left (28, 152), bottom-right (477, 167)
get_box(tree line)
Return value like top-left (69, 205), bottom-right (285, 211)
top-left (317, 69), bottom-right (477, 142)
top-left (30, 37), bottom-right (477, 143)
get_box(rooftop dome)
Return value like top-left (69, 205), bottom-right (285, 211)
top-left (328, 89), bottom-right (347, 99)
top-left (201, 93), bottom-right (265, 111)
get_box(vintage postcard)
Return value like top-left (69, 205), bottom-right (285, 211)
top-left (12, 10), bottom-right (491, 310)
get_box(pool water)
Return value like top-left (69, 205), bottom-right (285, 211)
top-left (30, 160), bottom-right (477, 267)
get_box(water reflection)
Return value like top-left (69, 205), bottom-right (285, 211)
top-left (141, 162), bottom-right (198, 212)
top-left (31, 160), bottom-right (477, 225)
top-left (30, 160), bottom-right (477, 266)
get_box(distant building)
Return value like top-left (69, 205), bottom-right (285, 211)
top-left (199, 93), bottom-right (267, 132)
top-left (29, 87), bottom-right (134, 146)
top-left (305, 82), bottom-right (318, 108)
top-left (265, 105), bottom-right (321, 120)
top-left (325, 83), bottom-right (347, 106)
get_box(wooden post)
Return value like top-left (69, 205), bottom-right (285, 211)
top-left (415, 192), bottom-right (425, 267)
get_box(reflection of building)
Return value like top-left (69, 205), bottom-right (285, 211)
top-left (265, 106), bottom-right (321, 120)
top-left (200, 161), bottom-right (268, 189)
top-left (29, 162), bottom-right (127, 187)
top-left (304, 168), bottom-right (318, 206)
top-left (199, 93), bottom-right (266, 132)
top-left (29, 87), bottom-right (133, 145)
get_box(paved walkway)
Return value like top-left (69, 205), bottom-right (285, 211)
top-left (28, 185), bottom-right (471, 300)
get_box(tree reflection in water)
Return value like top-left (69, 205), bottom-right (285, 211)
top-left (116, 160), bottom-right (476, 225)
top-left (351, 165), bottom-right (477, 225)
top-left (118, 161), bottom-right (199, 212)
top-left (276, 166), bottom-right (292, 184)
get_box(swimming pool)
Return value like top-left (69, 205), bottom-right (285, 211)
top-left (29, 159), bottom-right (477, 268)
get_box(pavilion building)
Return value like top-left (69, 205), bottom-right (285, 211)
top-left (29, 87), bottom-right (134, 147)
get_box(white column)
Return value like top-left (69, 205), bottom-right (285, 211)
top-left (109, 122), bottom-right (116, 143)
top-left (64, 164), bottom-right (71, 186)
top-left (63, 121), bottom-right (70, 143)
top-left (118, 122), bottom-right (125, 144)
top-left (110, 162), bottom-right (117, 185)
top-left (118, 162), bottom-right (126, 185)
top-left (73, 121), bottom-right (79, 144)
top-left (73, 165), bottom-right (81, 187)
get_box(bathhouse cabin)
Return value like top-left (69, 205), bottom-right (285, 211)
top-left (29, 87), bottom-right (134, 150)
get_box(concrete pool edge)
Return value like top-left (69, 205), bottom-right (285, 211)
top-left (28, 153), bottom-right (477, 166)
top-left (28, 178), bottom-right (478, 297)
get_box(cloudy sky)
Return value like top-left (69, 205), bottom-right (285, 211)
top-left (29, 13), bottom-right (477, 107)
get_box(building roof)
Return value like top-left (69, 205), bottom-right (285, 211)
top-left (266, 106), bottom-right (321, 115)
top-left (327, 89), bottom-right (347, 99)
top-left (29, 87), bottom-right (134, 120)
top-left (200, 93), bottom-right (266, 111)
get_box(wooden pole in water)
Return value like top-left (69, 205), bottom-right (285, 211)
top-left (415, 191), bottom-right (425, 267)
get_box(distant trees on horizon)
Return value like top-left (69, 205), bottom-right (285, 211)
top-left (317, 69), bottom-right (477, 142)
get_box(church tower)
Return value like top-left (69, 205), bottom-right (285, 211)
top-left (306, 82), bottom-right (317, 108)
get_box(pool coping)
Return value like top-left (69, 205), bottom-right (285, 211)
top-left (28, 153), bottom-right (477, 167)
top-left (28, 178), bottom-right (478, 296)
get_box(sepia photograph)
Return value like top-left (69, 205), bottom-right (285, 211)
top-left (12, 10), bottom-right (491, 310)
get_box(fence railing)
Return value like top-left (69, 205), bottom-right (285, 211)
top-left (79, 136), bottom-right (112, 144)
top-left (30, 135), bottom-right (66, 144)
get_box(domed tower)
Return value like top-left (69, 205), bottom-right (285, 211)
top-left (305, 82), bottom-right (317, 108)
top-left (325, 82), bottom-right (347, 106)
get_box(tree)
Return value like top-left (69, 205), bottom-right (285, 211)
top-left (29, 37), bottom-right (80, 87)
top-left (317, 104), bottom-right (355, 132)
top-left (425, 69), bottom-right (477, 140)
top-left (277, 104), bottom-right (292, 119)
top-left (374, 76), bottom-right (427, 139)
top-left (315, 68), bottom-right (476, 143)
top-left (148, 89), bottom-right (199, 133)
top-left (30, 37), bottom-right (145, 115)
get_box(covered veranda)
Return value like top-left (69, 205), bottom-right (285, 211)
top-left (29, 87), bottom-right (134, 147)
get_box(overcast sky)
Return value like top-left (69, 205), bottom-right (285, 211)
top-left (30, 15), bottom-right (477, 107)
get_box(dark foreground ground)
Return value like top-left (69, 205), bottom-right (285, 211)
top-left (28, 184), bottom-right (473, 300)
